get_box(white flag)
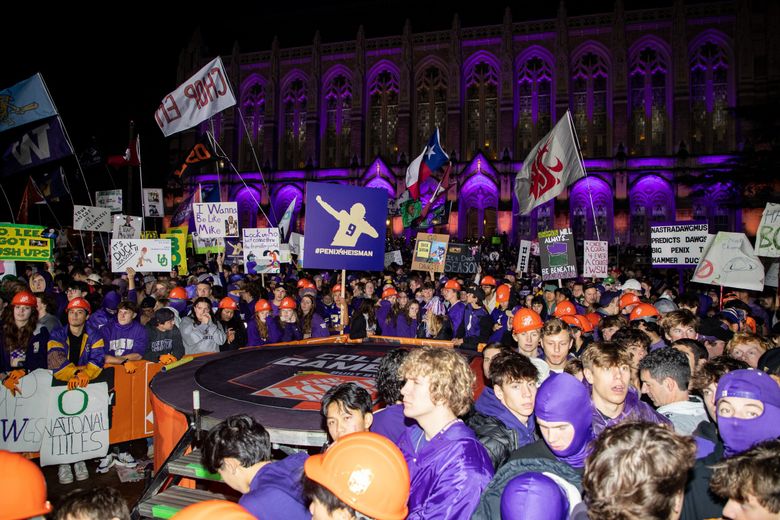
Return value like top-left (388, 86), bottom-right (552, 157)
top-left (278, 197), bottom-right (297, 242)
top-left (514, 111), bottom-right (585, 215)
top-left (692, 232), bottom-right (765, 291)
top-left (155, 57), bottom-right (237, 137)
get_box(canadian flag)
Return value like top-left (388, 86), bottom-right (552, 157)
top-left (514, 111), bottom-right (585, 215)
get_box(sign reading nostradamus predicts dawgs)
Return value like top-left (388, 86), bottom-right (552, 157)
top-left (650, 222), bottom-right (710, 267)
top-left (538, 228), bottom-right (577, 281)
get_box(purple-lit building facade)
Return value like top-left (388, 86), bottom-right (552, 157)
top-left (169, 1), bottom-right (779, 245)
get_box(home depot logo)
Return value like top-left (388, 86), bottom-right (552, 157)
top-left (255, 373), bottom-right (376, 410)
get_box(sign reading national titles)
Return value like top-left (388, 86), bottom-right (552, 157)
top-left (303, 182), bottom-right (388, 271)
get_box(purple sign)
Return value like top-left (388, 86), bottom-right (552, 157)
top-left (303, 182), bottom-right (387, 271)
top-left (1, 116), bottom-right (72, 176)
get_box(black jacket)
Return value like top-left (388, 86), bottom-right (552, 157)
top-left (219, 313), bottom-right (248, 351)
top-left (464, 410), bottom-right (518, 470)
top-left (680, 440), bottom-right (726, 520)
top-left (349, 312), bottom-right (381, 339)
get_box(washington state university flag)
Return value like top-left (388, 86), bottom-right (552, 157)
top-left (514, 111), bottom-right (585, 215)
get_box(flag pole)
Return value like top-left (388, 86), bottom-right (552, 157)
top-left (137, 134), bottom-right (146, 231)
top-left (207, 121), bottom-right (222, 202)
top-left (566, 111), bottom-right (601, 243)
top-left (237, 107), bottom-right (279, 224)
top-left (0, 185), bottom-right (16, 224)
top-left (30, 176), bottom-right (79, 253)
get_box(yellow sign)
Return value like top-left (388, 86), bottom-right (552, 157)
top-left (161, 233), bottom-right (188, 275)
top-left (0, 223), bottom-right (53, 262)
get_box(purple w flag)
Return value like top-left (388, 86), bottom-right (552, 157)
top-left (0, 116), bottom-right (72, 176)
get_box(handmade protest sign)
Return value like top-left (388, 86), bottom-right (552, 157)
top-left (193, 202), bottom-right (239, 239)
top-left (225, 237), bottom-right (244, 265)
top-left (288, 232), bottom-right (303, 256)
top-left (516, 240), bottom-right (532, 273)
top-left (755, 203), bottom-right (780, 258)
top-left (583, 240), bottom-right (609, 278)
top-left (412, 233), bottom-right (449, 273)
top-left (243, 228), bottom-right (280, 274)
top-left (303, 182), bottom-right (387, 271)
top-left (95, 189), bottom-right (123, 213)
top-left (693, 232), bottom-right (765, 291)
top-left (111, 239), bottom-right (172, 273)
top-left (651, 222), bottom-right (709, 267)
top-left (193, 235), bottom-right (224, 253)
top-left (538, 228), bottom-right (577, 281)
top-left (0, 223), bottom-right (52, 261)
top-left (40, 383), bottom-right (110, 466)
top-left (444, 243), bottom-right (480, 274)
top-left (73, 205), bottom-right (112, 232)
top-left (143, 188), bottom-right (164, 218)
top-left (112, 215), bottom-right (143, 239)
top-left (0, 369), bottom-right (52, 452)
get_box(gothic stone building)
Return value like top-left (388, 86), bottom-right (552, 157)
top-left (169, 0), bottom-right (780, 246)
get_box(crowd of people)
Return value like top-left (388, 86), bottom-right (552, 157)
top-left (1, 236), bottom-right (780, 519)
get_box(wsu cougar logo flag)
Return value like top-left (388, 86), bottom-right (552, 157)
top-left (514, 111), bottom-right (585, 215)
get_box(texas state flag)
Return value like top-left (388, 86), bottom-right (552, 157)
top-left (405, 128), bottom-right (449, 200)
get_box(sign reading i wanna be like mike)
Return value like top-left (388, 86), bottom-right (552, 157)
top-left (303, 182), bottom-right (387, 271)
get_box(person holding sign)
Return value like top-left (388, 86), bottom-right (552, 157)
top-left (315, 195), bottom-right (379, 247)
top-left (1, 292), bottom-right (50, 394)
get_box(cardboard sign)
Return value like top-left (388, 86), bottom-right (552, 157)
top-left (517, 240), bottom-right (532, 273)
top-left (384, 250), bottom-right (403, 268)
top-left (444, 243), bottom-right (480, 274)
top-left (225, 237), bottom-right (244, 265)
top-left (143, 188), bottom-right (164, 218)
top-left (111, 239), bottom-right (172, 273)
top-left (73, 205), bottom-right (112, 232)
top-left (303, 182), bottom-right (387, 271)
top-left (0, 223), bottom-right (52, 262)
top-left (95, 189), bottom-right (123, 213)
top-left (161, 233), bottom-right (188, 275)
top-left (193, 202), bottom-right (239, 238)
top-left (539, 228), bottom-right (577, 281)
top-left (755, 203), bottom-right (780, 258)
top-left (693, 232), bottom-right (765, 291)
top-left (0, 369), bottom-right (52, 452)
top-left (243, 228), bottom-right (280, 274)
top-left (412, 233), bottom-right (449, 273)
top-left (288, 232), bottom-right (303, 256)
top-left (650, 222), bottom-right (709, 267)
top-left (112, 215), bottom-right (143, 239)
top-left (765, 261), bottom-right (779, 288)
top-left (40, 383), bottom-right (110, 466)
top-left (583, 240), bottom-right (609, 278)
top-left (193, 235), bottom-right (224, 253)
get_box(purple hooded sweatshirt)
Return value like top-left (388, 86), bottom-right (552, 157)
top-left (370, 403), bottom-right (415, 445)
top-left (246, 316), bottom-right (282, 346)
top-left (86, 290), bottom-right (121, 336)
top-left (398, 421), bottom-right (494, 519)
top-left (590, 385), bottom-right (671, 436)
top-left (448, 300), bottom-right (467, 337)
top-left (537, 372), bottom-right (595, 468)
top-left (500, 472), bottom-right (569, 520)
top-left (101, 319), bottom-right (148, 357)
top-left (239, 452), bottom-right (309, 520)
top-left (375, 299), bottom-right (397, 337)
top-left (475, 387), bottom-right (537, 448)
top-left (395, 315), bottom-right (418, 339)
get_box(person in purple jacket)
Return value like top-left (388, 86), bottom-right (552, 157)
top-left (298, 294), bottom-right (329, 339)
top-left (397, 347), bottom-right (494, 519)
top-left (371, 348), bottom-right (414, 444)
top-left (202, 414), bottom-right (309, 520)
top-left (101, 300), bottom-right (148, 370)
top-left (581, 341), bottom-right (671, 435)
top-left (375, 287), bottom-right (398, 337)
top-left (246, 299), bottom-right (281, 346)
top-left (395, 300), bottom-right (419, 338)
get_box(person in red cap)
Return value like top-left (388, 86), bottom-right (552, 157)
top-left (46, 296), bottom-right (105, 484)
top-left (277, 297), bottom-right (303, 342)
top-left (216, 296), bottom-right (248, 351)
top-left (1, 292), bottom-right (50, 389)
top-left (0, 450), bottom-right (53, 520)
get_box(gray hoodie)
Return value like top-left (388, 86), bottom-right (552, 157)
top-left (657, 395), bottom-right (710, 435)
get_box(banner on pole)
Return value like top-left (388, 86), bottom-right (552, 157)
top-left (444, 243), bottom-right (480, 274)
top-left (111, 239), bottom-right (172, 273)
top-left (517, 240), bottom-right (532, 274)
top-left (539, 228), bottom-right (577, 281)
top-left (0, 223), bottom-right (52, 261)
top-left (411, 233), bottom-right (449, 273)
top-left (651, 222), bottom-right (710, 267)
top-left (95, 189), bottom-right (123, 213)
top-left (161, 232), bottom-right (188, 275)
top-left (1, 116), bottom-right (72, 176)
top-left (0, 74), bottom-right (58, 133)
top-left (73, 205), bottom-right (112, 232)
top-left (142, 188), bottom-right (164, 218)
top-left (384, 250), bottom-right (403, 268)
top-left (692, 232), bottom-right (765, 291)
top-left (583, 240), bottom-right (609, 278)
top-left (755, 203), bottom-right (780, 258)
top-left (0, 369), bottom-right (52, 452)
top-left (40, 383), bottom-right (110, 466)
top-left (193, 202), bottom-right (238, 239)
top-left (243, 228), bottom-right (280, 274)
top-left (112, 215), bottom-right (143, 239)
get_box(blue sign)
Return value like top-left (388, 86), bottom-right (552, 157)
top-left (303, 182), bottom-right (387, 271)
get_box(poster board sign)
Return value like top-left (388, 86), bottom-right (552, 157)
top-left (583, 240), bottom-right (609, 278)
top-left (112, 215), bottom-right (143, 239)
top-left (288, 232), bottom-right (303, 256)
top-left (0, 223), bottom-right (52, 262)
top-left (538, 228), bottom-right (577, 281)
top-left (650, 222), bottom-right (709, 267)
top-left (193, 235), bottom-right (224, 254)
top-left (193, 202), bottom-right (239, 238)
top-left (243, 228), bottom-right (280, 274)
top-left (755, 203), bottom-right (780, 258)
top-left (40, 382), bottom-right (110, 466)
top-left (765, 261), bottom-right (778, 288)
top-left (0, 369), bottom-right (52, 452)
top-left (225, 237), bottom-right (244, 265)
top-left (73, 205), bottom-right (112, 232)
top-left (517, 240), bottom-right (532, 273)
top-left (95, 189), bottom-right (123, 213)
top-left (161, 233), bottom-right (188, 275)
top-left (444, 243), bottom-right (480, 274)
top-left (692, 232), bottom-right (765, 291)
top-left (111, 239), bottom-right (172, 273)
top-left (303, 182), bottom-right (387, 271)
top-left (384, 250), bottom-right (403, 268)
top-left (279, 244), bottom-right (291, 264)
top-left (412, 233), bottom-right (449, 273)
top-left (143, 188), bottom-right (164, 218)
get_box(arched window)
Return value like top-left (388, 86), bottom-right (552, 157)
top-left (465, 58), bottom-right (499, 160)
top-left (239, 80), bottom-right (265, 169)
top-left (415, 65), bottom-right (448, 153)
top-left (368, 68), bottom-right (399, 161)
top-left (690, 37), bottom-right (730, 153)
top-left (572, 49), bottom-right (609, 157)
top-left (517, 53), bottom-right (553, 157)
top-left (281, 75), bottom-right (307, 169)
top-left (323, 73), bottom-right (352, 167)
top-left (629, 45), bottom-right (669, 155)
